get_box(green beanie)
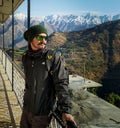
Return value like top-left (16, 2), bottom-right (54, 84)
top-left (24, 25), bottom-right (48, 42)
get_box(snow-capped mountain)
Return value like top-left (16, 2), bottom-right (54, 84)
top-left (0, 12), bottom-right (120, 48)
top-left (14, 12), bottom-right (120, 32)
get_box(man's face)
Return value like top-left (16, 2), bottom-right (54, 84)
top-left (30, 33), bottom-right (48, 50)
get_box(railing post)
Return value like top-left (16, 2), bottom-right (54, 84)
top-left (2, 23), bottom-right (4, 63)
top-left (27, 0), bottom-right (30, 29)
top-left (2, 23), bottom-right (7, 72)
top-left (11, 1), bottom-right (17, 128)
top-left (12, 0), bottom-right (14, 91)
top-left (2, 23), bottom-right (4, 50)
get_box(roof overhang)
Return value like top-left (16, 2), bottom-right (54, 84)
top-left (0, 0), bottom-right (24, 23)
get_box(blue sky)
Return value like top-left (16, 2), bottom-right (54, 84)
top-left (16, 0), bottom-right (120, 17)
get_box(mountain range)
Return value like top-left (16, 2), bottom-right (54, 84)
top-left (0, 12), bottom-right (120, 48)
top-left (0, 12), bottom-right (120, 107)
top-left (14, 12), bottom-right (120, 32)
top-left (47, 19), bottom-right (120, 108)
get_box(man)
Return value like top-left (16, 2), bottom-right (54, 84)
top-left (20, 25), bottom-right (76, 128)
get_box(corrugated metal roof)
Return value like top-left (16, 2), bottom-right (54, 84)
top-left (0, 0), bottom-right (24, 23)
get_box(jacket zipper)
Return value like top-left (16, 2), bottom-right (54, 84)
top-left (32, 60), bottom-right (37, 94)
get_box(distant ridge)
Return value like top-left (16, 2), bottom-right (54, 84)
top-left (48, 19), bottom-right (120, 108)
top-left (1, 12), bottom-right (120, 108)
top-left (0, 12), bottom-right (120, 48)
top-left (48, 19), bottom-right (120, 80)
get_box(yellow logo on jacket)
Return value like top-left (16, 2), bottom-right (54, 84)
top-left (47, 55), bottom-right (53, 60)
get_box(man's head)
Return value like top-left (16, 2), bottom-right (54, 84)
top-left (24, 25), bottom-right (48, 50)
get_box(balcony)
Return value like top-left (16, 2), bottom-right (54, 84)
top-left (0, 49), bottom-right (120, 128)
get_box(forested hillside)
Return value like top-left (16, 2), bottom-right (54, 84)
top-left (48, 19), bottom-right (120, 107)
top-left (4, 19), bottom-right (120, 108)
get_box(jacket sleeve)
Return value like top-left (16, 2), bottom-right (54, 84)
top-left (52, 52), bottom-right (71, 114)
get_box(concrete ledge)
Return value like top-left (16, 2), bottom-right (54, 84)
top-left (4, 80), bottom-right (12, 91)
top-left (0, 65), bottom-right (22, 126)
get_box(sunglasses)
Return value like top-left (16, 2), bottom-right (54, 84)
top-left (35, 35), bottom-right (48, 41)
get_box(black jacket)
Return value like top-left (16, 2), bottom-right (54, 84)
top-left (22, 49), bottom-right (71, 116)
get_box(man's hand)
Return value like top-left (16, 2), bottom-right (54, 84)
top-left (62, 113), bottom-right (76, 127)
